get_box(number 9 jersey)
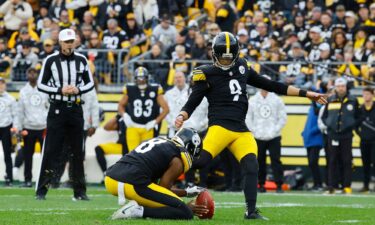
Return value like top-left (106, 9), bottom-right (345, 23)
top-left (123, 83), bottom-right (164, 125)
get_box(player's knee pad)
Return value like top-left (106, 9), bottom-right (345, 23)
top-left (192, 150), bottom-right (212, 170)
top-left (240, 154), bottom-right (258, 176)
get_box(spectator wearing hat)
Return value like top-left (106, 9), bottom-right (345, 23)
top-left (123, 12), bottom-right (145, 44)
top-left (185, 20), bottom-right (199, 51)
top-left (12, 41), bottom-right (38, 81)
top-left (16, 67), bottom-right (49, 188)
top-left (314, 42), bottom-right (334, 83)
top-left (213, 0), bottom-right (237, 32)
top-left (305, 26), bottom-right (323, 62)
top-left (356, 87), bottom-right (375, 193)
top-left (39, 39), bottom-right (57, 60)
top-left (309, 6), bottom-right (322, 27)
top-left (344, 11), bottom-right (360, 41)
top-left (322, 77), bottom-right (359, 194)
top-left (333, 5), bottom-right (346, 26)
top-left (246, 75), bottom-right (287, 193)
top-left (358, 4), bottom-right (370, 24)
top-left (0, 77), bottom-right (19, 186)
top-left (274, 12), bottom-right (287, 38)
top-left (237, 28), bottom-right (249, 57)
top-left (152, 14), bottom-right (177, 49)
top-left (280, 42), bottom-right (310, 88)
top-left (0, 0), bottom-right (33, 39)
top-left (293, 11), bottom-right (309, 43)
top-left (243, 10), bottom-right (255, 32)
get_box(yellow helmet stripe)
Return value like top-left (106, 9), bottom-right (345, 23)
top-left (139, 67), bottom-right (143, 75)
top-left (225, 32), bottom-right (230, 54)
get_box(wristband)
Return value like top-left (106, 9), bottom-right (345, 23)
top-left (299, 89), bottom-right (307, 97)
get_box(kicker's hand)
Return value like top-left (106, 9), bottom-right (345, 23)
top-left (307, 91), bottom-right (328, 105)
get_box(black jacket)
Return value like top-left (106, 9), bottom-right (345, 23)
top-left (357, 103), bottom-right (375, 142)
top-left (322, 93), bottom-right (359, 139)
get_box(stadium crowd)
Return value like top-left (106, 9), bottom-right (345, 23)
top-left (0, 0), bottom-right (374, 196)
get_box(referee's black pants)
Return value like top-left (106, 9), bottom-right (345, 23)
top-left (0, 125), bottom-right (13, 181)
top-left (23, 129), bottom-right (44, 182)
top-left (256, 137), bottom-right (284, 187)
top-left (36, 103), bottom-right (86, 196)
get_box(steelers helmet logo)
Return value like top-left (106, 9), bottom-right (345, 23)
top-left (259, 104), bottom-right (272, 118)
top-left (149, 91), bottom-right (155, 98)
top-left (0, 101), bottom-right (5, 112)
top-left (30, 94), bottom-right (42, 106)
top-left (239, 65), bottom-right (245, 74)
top-left (192, 133), bottom-right (201, 147)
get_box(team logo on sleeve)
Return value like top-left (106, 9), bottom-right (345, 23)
top-left (30, 94), bottom-right (42, 106)
top-left (0, 101), bottom-right (5, 112)
top-left (239, 65), bottom-right (245, 74)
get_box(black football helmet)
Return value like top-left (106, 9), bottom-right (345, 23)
top-left (212, 32), bottom-right (239, 70)
top-left (172, 128), bottom-right (202, 158)
top-left (134, 66), bottom-right (149, 89)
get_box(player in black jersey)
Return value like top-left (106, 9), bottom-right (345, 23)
top-left (175, 32), bottom-right (327, 220)
top-left (105, 128), bottom-right (208, 220)
top-left (118, 67), bottom-right (169, 151)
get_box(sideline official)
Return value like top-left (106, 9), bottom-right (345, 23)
top-left (35, 29), bottom-right (94, 200)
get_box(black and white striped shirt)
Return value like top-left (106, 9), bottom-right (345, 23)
top-left (37, 51), bottom-right (94, 102)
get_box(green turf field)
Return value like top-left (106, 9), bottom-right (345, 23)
top-left (0, 187), bottom-right (374, 225)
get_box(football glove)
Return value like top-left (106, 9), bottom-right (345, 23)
top-left (185, 185), bottom-right (206, 197)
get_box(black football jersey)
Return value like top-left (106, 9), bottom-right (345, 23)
top-left (182, 58), bottom-right (289, 132)
top-left (124, 84), bottom-right (163, 124)
top-left (106, 138), bottom-right (190, 184)
top-left (102, 29), bottom-right (128, 49)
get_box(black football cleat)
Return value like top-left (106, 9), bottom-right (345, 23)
top-left (35, 195), bottom-right (46, 200)
top-left (72, 193), bottom-right (90, 201)
top-left (245, 208), bottom-right (269, 220)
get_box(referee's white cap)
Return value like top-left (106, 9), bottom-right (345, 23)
top-left (59, 29), bottom-right (76, 41)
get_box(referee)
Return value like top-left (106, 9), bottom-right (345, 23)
top-left (35, 29), bottom-right (94, 200)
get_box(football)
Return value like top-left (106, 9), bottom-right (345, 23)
top-left (195, 190), bottom-right (215, 219)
